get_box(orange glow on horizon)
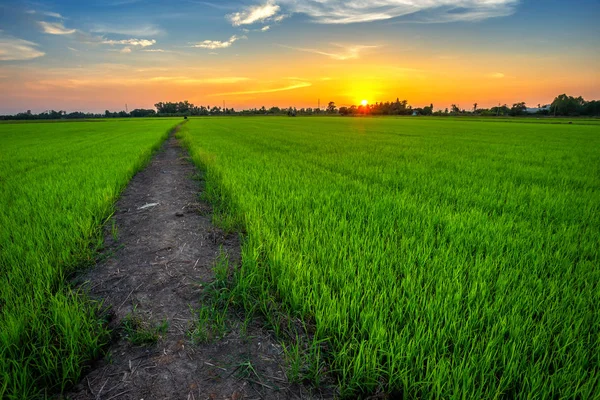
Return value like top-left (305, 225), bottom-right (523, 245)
top-left (0, 48), bottom-right (598, 114)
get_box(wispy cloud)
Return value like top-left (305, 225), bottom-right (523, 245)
top-left (90, 24), bottom-right (163, 37)
top-left (265, 0), bottom-right (519, 24)
top-left (39, 21), bottom-right (76, 35)
top-left (261, 25), bottom-right (271, 31)
top-left (488, 72), bottom-right (505, 79)
top-left (44, 11), bottom-right (64, 18)
top-left (188, 1), bottom-right (238, 11)
top-left (0, 35), bottom-right (45, 61)
top-left (227, 1), bottom-right (283, 26)
top-left (120, 47), bottom-right (132, 54)
top-left (106, 0), bottom-right (145, 5)
top-left (279, 43), bottom-right (379, 60)
top-left (214, 81), bottom-right (312, 96)
top-left (26, 10), bottom-right (64, 18)
top-left (103, 38), bottom-right (156, 47)
top-left (149, 76), bottom-right (250, 84)
top-left (193, 35), bottom-right (245, 49)
top-left (142, 49), bottom-right (167, 52)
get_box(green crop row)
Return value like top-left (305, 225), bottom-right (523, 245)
top-left (178, 117), bottom-right (600, 398)
top-left (0, 119), bottom-right (178, 398)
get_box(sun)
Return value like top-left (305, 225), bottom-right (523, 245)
top-left (361, 99), bottom-right (368, 106)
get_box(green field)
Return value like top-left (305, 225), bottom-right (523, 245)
top-left (1, 117), bottom-right (598, 398)
top-left (178, 117), bottom-right (600, 397)
top-left (0, 119), bottom-right (179, 398)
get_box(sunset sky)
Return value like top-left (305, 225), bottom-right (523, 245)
top-left (0, 0), bottom-right (598, 114)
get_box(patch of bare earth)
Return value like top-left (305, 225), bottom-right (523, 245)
top-left (67, 128), bottom-right (332, 400)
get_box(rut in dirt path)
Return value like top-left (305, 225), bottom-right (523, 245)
top-left (68, 128), bottom-right (325, 400)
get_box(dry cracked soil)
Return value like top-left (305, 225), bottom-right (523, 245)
top-left (67, 126), bottom-right (333, 400)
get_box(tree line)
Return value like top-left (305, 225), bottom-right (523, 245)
top-left (1, 93), bottom-right (598, 120)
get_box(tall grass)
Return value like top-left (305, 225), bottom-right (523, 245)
top-left (0, 119), bottom-right (179, 398)
top-left (179, 117), bottom-right (600, 397)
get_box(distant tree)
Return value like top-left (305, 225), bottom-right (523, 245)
top-left (473, 103), bottom-right (478, 112)
top-left (491, 104), bottom-right (510, 116)
top-left (327, 101), bottom-right (337, 114)
top-left (130, 109), bottom-right (156, 117)
top-left (582, 100), bottom-right (600, 116)
top-left (510, 102), bottom-right (527, 116)
top-left (550, 94), bottom-right (586, 116)
top-left (422, 103), bottom-right (433, 115)
top-left (450, 104), bottom-right (461, 114)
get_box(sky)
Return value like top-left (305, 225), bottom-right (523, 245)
top-left (0, 0), bottom-right (598, 114)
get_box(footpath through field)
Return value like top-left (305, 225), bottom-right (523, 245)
top-left (68, 127), bottom-right (319, 399)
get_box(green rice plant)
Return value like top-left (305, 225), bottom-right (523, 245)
top-left (190, 304), bottom-right (229, 344)
top-left (178, 117), bottom-right (600, 398)
top-left (122, 315), bottom-right (169, 345)
top-left (0, 119), bottom-right (180, 398)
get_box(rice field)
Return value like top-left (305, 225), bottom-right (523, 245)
top-left (0, 119), bottom-right (179, 398)
top-left (177, 117), bottom-right (600, 397)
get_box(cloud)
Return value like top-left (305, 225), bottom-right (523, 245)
top-left (90, 24), bottom-right (163, 36)
top-left (227, 1), bottom-right (282, 26)
top-left (142, 49), bottom-right (167, 52)
top-left (120, 47), bottom-right (132, 53)
top-left (268, 0), bottom-right (519, 24)
top-left (149, 76), bottom-right (250, 84)
top-left (39, 21), bottom-right (76, 35)
top-left (26, 10), bottom-right (64, 18)
top-left (261, 25), bottom-right (270, 31)
top-left (43, 11), bottom-right (64, 18)
top-left (279, 43), bottom-right (379, 60)
top-left (106, 0), bottom-right (145, 5)
top-left (488, 72), bottom-right (505, 79)
top-left (214, 80), bottom-right (311, 96)
top-left (103, 38), bottom-right (156, 47)
top-left (189, 1), bottom-right (238, 11)
top-left (0, 36), bottom-right (45, 61)
top-left (193, 35), bottom-right (245, 49)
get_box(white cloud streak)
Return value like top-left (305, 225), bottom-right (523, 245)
top-left (26, 10), bottom-right (65, 18)
top-left (39, 21), bottom-right (76, 35)
top-left (235, 0), bottom-right (518, 24)
top-left (103, 38), bottom-right (156, 47)
top-left (90, 24), bottom-right (163, 36)
top-left (0, 36), bottom-right (45, 61)
top-left (44, 11), bottom-right (64, 18)
top-left (279, 43), bottom-right (379, 60)
top-left (214, 81), bottom-right (311, 96)
top-left (193, 35), bottom-right (246, 49)
top-left (227, 1), bottom-right (282, 26)
top-left (149, 76), bottom-right (250, 84)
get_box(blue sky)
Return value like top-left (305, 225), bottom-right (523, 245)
top-left (0, 0), bottom-right (598, 113)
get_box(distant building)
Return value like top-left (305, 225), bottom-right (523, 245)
top-left (525, 105), bottom-right (551, 113)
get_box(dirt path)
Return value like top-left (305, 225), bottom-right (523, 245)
top-left (68, 127), bottom-right (326, 400)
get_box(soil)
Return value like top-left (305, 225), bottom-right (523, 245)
top-left (67, 126), bottom-right (333, 400)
